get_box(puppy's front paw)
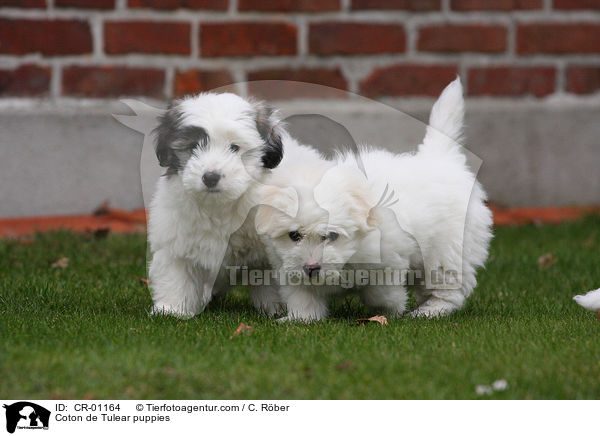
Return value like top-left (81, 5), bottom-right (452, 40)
top-left (150, 304), bottom-right (195, 319)
top-left (276, 314), bottom-right (315, 324)
top-left (409, 308), bottom-right (437, 318)
top-left (409, 298), bottom-right (457, 318)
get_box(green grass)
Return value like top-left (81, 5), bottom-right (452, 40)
top-left (1, 216), bottom-right (599, 399)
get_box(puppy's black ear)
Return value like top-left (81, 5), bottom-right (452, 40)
top-left (254, 103), bottom-right (284, 169)
top-left (153, 103), bottom-right (182, 171)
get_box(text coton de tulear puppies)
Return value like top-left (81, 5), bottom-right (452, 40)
top-left (257, 78), bottom-right (493, 322)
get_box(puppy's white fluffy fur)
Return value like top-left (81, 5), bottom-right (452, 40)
top-left (148, 92), bottom-right (321, 318)
top-left (258, 78), bottom-right (493, 321)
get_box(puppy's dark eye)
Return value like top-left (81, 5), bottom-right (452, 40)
top-left (230, 143), bottom-right (240, 153)
top-left (321, 232), bottom-right (339, 242)
top-left (289, 231), bottom-right (303, 242)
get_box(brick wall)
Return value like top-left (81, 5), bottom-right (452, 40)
top-left (1, 0), bottom-right (600, 100)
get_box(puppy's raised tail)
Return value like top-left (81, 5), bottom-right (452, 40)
top-left (418, 77), bottom-right (465, 158)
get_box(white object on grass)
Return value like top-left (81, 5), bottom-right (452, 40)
top-left (476, 379), bottom-right (508, 396)
top-left (475, 385), bottom-right (492, 396)
top-left (492, 379), bottom-right (508, 391)
top-left (574, 288), bottom-right (600, 322)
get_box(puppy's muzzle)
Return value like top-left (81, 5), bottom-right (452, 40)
top-left (202, 171), bottom-right (221, 188)
top-left (303, 263), bottom-right (321, 278)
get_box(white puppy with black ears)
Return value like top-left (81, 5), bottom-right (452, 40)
top-left (257, 78), bottom-right (493, 322)
top-left (148, 92), bottom-right (319, 318)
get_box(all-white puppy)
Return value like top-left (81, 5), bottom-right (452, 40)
top-left (257, 78), bottom-right (493, 321)
top-left (148, 92), bottom-right (319, 318)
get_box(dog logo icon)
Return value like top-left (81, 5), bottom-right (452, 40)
top-left (3, 402), bottom-right (50, 434)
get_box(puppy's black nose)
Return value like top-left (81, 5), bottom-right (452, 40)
top-left (202, 171), bottom-right (221, 188)
top-left (303, 263), bottom-right (321, 278)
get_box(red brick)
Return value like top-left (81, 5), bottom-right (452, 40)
top-left (418, 24), bottom-right (507, 53)
top-left (468, 66), bottom-right (555, 97)
top-left (554, 0), bottom-right (600, 9)
top-left (351, 0), bottom-right (440, 10)
top-left (239, 0), bottom-right (339, 11)
top-left (127, 0), bottom-right (227, 9)
top-left (248, 67), bottom-right (348, 99)
top-left (0, 65), bottom-right (50, 96)
top-left (56, 0), bottom-right (114, 8)
top-left (360, 64), bottom-right (458, 97)
top-left (451, 0), bottom-right (541, 10)
top-left (174, 69), bottom-right (233, 97)
top-left (105, 21), bottom-right (190, 55)
top-left (566, 66), bottom-right (600, 94)
top-left (309, 22), bottom-right (405, 55)
top-left (0, 19), bottom-right (92, 56)
top-left (0, 0), bottom-right (45, 7)
top-left (518, 24), bottom-right (600, 54)
top-left (201, 22), bottom-right (297, 57)
top-left (62, 66), bottom-right (165, 98)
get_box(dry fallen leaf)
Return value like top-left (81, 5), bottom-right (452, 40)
top-left (51, 257), bottom-right (69, 269)
top-left (163, 367), bottom-right (177, 376)
top-left (537, 253), bottom-right (557, 269)
top-left (335, 361), bottom-right (353, 372)
top-left (303, 365), bottom-right (313, 378)
top-left (582, 233), bottom-right (596, 248)
top-left (356, 315), bottom-right (388, 325)
top-left (230, 322), bottom-right (254, 339)
top-left (138, 277), bottom-right (150, 285)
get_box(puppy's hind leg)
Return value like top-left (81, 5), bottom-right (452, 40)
top-left (360, 284), bottom-right (408, 318)
top-left (149, 249), bottom-right (205, 318)
top-left (410, 243), bottom-right (485, 317)
top-left (409, 294), bottom-right (463, 318)
top-left (410, 270), bottom-right (468, 318)
top-left (411, 279), bottom-right (434, 307)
